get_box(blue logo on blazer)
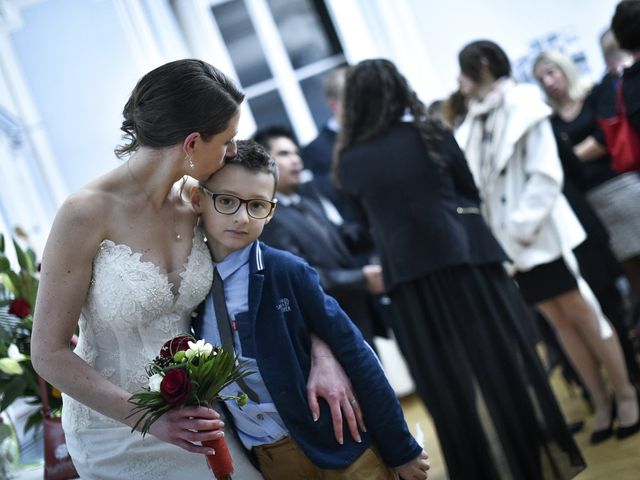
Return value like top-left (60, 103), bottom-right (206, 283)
top-left (276, 297), bottom-right (291, 312)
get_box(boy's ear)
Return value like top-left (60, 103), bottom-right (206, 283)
top-left (190, 185), bottom-right (204, 213)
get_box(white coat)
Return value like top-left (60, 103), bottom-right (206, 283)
top-left (456, 79), bottom-right (585, 272)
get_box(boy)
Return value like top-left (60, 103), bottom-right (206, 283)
top-left (253, 126), bottom-right (386, 350)
top-left (191, 140), bottom-right (429, 479)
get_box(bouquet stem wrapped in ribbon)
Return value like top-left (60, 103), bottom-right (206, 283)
top-left (128, 335), bottom-right (252, 479)
top-left (203, 437), bottom-right (233, 479)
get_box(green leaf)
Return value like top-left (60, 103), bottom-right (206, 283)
top-left (19, 273), bottom-right (37, 308)
top-left (0, 234), bottom-right (4, 253)
top-left (0, 256), bottom-right (10, 274)
top-left (12, 239), bottom-right (33, 273)
top-left (27, 250), bottom-right (37, 271)
top-left (23, 410), bottom-right (44, 434)
top-left (0, 376), bottom-right (27, 411)
top-left (0, 272), bottom-right (16, 296)
top-left (5, 271), bottom-right (21, 298)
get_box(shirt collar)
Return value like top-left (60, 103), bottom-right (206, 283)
top-left (326, 116), bottom-right (340, 132)
top-left (213, 242), bottom-right (252, 281)
top-left (275, 192), bottom-right (302, 206)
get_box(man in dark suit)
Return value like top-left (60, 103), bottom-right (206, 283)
top-left (253, 127), bottom-right (387, 348)
top-left (300, 66), bottom-right (358, 221)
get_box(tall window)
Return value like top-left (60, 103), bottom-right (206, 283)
top-left (207, 0), bottom-right (345, 143)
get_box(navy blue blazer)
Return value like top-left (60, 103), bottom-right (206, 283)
top-left (193, 242), bottom-right (421, 469)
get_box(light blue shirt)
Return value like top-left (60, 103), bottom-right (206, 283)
top-left (201, 242), bottom-right (289, 449)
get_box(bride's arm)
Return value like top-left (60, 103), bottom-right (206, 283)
top-left (307, 334), bottom-right (367, 444)
top-left (31, 191), bottom-right (222, 454)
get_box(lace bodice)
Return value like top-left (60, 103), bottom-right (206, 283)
top-left (62, 227), bottom-right (212, 437)
top-left (74, 227), bottom-right (212, 392)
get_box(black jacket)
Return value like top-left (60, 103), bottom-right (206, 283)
top-left (623, 60), bottom-right (640, 135)
top-left (301, 125), bottom-right (359, 222)
top-left (337, 122), bottom-right (507, 291)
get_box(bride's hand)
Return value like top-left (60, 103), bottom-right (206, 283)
top-left (307, 335), bottom-right (366, 445)
top-left (147, 405), bottom-right (225, 454)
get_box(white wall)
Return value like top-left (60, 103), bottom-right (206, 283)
top-left (9, 0), bottom-right (140, 192)
top-left (408, 0), bottom-right (621, 102)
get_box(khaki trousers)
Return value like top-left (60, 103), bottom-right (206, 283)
top-left (253, 436), bottom-right (398, 480)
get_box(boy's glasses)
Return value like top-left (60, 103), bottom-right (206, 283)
top-left (199, 185), bottom-right (277, 219)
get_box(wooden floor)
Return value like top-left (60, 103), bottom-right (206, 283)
top-left (400, 368), bottom-right (640, 479)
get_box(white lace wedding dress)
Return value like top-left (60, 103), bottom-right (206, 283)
top-left (62, 228), bottom-right (263, 479)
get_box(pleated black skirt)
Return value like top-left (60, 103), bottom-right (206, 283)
top-left (388, 263), bottom-right (586, 480)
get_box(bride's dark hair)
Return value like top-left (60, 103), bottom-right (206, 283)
top-left (115, 59), bottom-right (244, 158)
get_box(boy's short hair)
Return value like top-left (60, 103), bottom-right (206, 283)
top-left (206, 139), bottom-right (279, 195)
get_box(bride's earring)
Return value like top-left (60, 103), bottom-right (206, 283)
top-left (186, 154), bottom-right (194, 169)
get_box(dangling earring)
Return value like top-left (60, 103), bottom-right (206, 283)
top-left (186, 154), bottom-right (194, 169)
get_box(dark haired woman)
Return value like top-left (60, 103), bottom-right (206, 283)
top-left (31, 59), bottom-right (363, 479)
top-left (456, 40), bottom-right (639, 445)
top-left (612, 0), bottom-right (640, 135)
top-left (335, 58), bottom-right (585, 480)
top-left (612, 1), bottom-right (640, 304)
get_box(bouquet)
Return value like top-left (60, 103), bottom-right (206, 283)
top-left (128, 334), bottom-right (253, 479)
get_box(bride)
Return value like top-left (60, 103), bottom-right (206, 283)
top-left (31, 59), bottom-right (363, 479)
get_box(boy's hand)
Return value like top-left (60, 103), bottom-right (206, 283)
top-left (307, 335), bottom-right (366, 444)
top-left (394, 450), bottom-right (430, 479)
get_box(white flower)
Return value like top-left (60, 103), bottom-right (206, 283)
top-left (0, 344), bottom-right (27, 375)
top-left (185, 339), bottom-right (213, 359)
top-left (7, 344), bottom-right (26, 361)
top-left (148, 373), bottom-right (163, 392)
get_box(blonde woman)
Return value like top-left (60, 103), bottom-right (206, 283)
top-left (533, 50), bottom-right (640, 307)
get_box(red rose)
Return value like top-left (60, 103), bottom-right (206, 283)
top-left (160, 368), bottom-right (192, 405)
top-left (9, 298), bottom-right (31, 319)
top-left (160, 335), bottom-right (192, 358)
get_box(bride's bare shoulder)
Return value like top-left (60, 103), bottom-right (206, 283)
top-left (54, 172), bottom-right (126, 235)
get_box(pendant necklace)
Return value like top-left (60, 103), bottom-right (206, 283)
top-left (127, 159), bottom-right (182, 241)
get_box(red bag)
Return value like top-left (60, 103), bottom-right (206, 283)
top-left (597, 77), bottom-right (640, 173)
top-left (39, 377), bottom-right (78, 480)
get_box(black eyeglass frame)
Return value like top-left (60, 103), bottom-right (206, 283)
top-left (199, 185), bottom-right (277, 219)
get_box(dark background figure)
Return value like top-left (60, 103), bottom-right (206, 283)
top-left (611, 1), bottom-right (640, 337)
top-left (253, 126), bottom-right (388, 349)
top-left (335, 58), bottom-right (585, 480)
top-left (301, 66), bottom-right (359, 222)
top-left (555, 132), bottom-right (640, 385)
top-left (612, 0), bottom-right (640, 135)
top-left (441, 90), bottom-right (470, 129)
